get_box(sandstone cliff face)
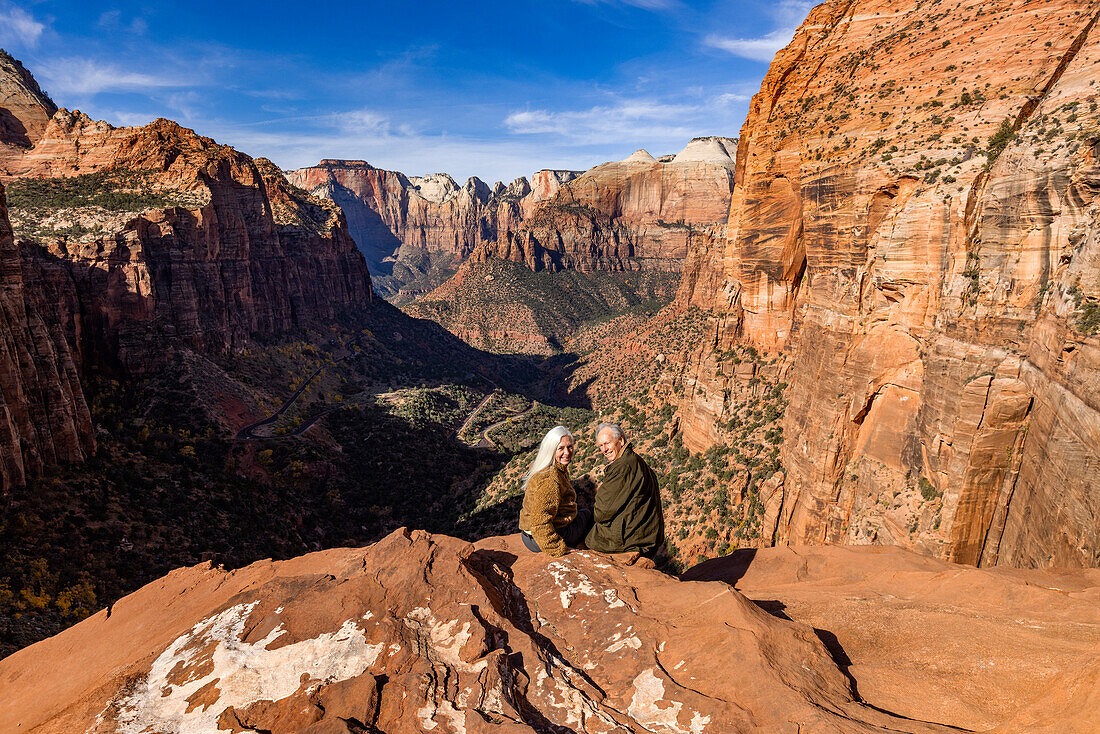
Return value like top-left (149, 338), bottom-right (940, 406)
top-left (7, 529), bottom-right (1092, 733)
top-left (286, 160), bottom-right (568, 299)
top-left (0, 58), bottom-right (375, 488)
top-left (291, 139), bottom-right (736, 299)
top-left (675, 0), bottom-right (1100, 568)
top-left (0, 49), bottom-right (56, 156)
top-left (1, 110), bottom-right (373, 370)
top-left (0, 183), bottom-right (93, 491)
top-left (473, 138), bottom-right (737, 273)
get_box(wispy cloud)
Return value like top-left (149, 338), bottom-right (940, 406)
top-left (571, 0), bottom-right (679, 10)
top-left (35, 57), bottom-right (193, 95)
top-left (705, 0), bottom-right (814, 62)
top-left (0, 4), bottom-right (46, 48)
top-left (97, 9), bottom-right (148, 34)
top-left (505, 98), bottom-right (701, 144)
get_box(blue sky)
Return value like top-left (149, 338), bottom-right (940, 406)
top-left (0, 0), bottom-right (813, 183)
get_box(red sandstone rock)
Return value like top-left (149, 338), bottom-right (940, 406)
top-left (684, 545), bottom-right (1100, 733)
top-left (673, 0), bottom-right (1100, 568)
top-left (0, 182), bottom-right (93, 491)
top-left (10, 530), bottom-right (1064, 732)
top-left (0, 60), bottom-right (374, 487)
top-left (0, 50), bottom-right (56, 158)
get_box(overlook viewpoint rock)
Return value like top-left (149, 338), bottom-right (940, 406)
top-left (1, 530), bottom-right (1096, 733)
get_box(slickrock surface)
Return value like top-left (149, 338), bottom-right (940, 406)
top-left (674, 0), bottom-right (1100, 567)
top-left (684, 545), bottom-right (1100, 733)
top-left (0, 182), bottom-right (92, 490)
top-left (0, 529), bottom-right (1014, 734)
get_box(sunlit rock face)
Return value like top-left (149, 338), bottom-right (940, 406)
top-left (474, 138), bottom-right (737, 273)
top-left (0, 57), bottom-right (374, 487)
top-left (674, 0), bottom-right (1100, 567)
top-left (0, 50), bottom-right (56, 156)
top-left (10, 529), bottom-right (1092, 733)
top-left (291, 140), bottom-right (737, 298)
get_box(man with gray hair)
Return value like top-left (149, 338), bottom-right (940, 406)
top-left (584, 423), bottom-right (665, 558)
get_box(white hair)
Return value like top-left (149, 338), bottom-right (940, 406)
top-left (523, 425), bottom-right (573, 490)
top-left (596, 423), bottom-right (625, 440)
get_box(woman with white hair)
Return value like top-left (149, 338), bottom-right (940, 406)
top-left (519, 425), bottom-right (593, 556)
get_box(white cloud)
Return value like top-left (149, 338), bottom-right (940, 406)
top-left (0, 4), bottom-right (46, 48)
top-left (35, 57), bottom-right (191, 95)
top-left (571, 0), bottom-right (679, 10)
top-left (505, 99), bottom-right (701, 144)
top-left (705, 0), bottom-right (814, 63)
top-left (333, 109), bottom-right (391, 135)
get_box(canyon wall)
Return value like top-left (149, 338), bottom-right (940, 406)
top-left (0, 59), bottom-right (375, 488)
top-left (676, 0), bottom-right (1100, 568)
top-left (291, 137), bottom-right (736, 297)
top-left (0, 182), bottom-right (93, 491)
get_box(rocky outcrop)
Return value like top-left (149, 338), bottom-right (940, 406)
top-left (674, 0), bottom-right (1100, 568)
top-left (475, 138), bottom-right (737, 273)
top-left (286, 160), bottom-right (573, 298)
top-left (0, 49), bottom-right (56, 157)
top-left (0, 108), bottom-right (373, 370)
top-left (8, 529), bottom-right (1092, 733)
top-left (0, 182), bottom-right (92, 491)
top-left (685, 544), bottom-right (1100, 733)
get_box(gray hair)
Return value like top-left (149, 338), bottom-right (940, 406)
top-left (523, 425), bottom-right (573, 490)
top-left (596, 423), bottom-right (625, 440)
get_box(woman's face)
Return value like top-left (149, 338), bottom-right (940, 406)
top-left (555, 435), bottom-right (575, 466)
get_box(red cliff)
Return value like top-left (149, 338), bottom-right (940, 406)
top-left (674, 0), bottom-right (1100, 568)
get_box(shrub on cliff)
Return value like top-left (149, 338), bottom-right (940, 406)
top-left (985, 118), bottom-right (1015, 167)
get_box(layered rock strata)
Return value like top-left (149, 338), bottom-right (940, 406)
top-left (675, 0), bottom-right (1100, 568)
top-left (483, 137), bottom-right (737, 273)
top-left (286, 160), bottom-right (576, 297)
top-left (8, 529), bottom-right (1080, 732)
top-left (0, 56), bottom-right (374, 487)
top-left (291, 138), bottom-right (737, 298)
top-left (0, 183), bottom-right (93, 491)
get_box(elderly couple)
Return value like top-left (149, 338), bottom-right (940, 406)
top-left (519, 423), bottom-right (664, 559)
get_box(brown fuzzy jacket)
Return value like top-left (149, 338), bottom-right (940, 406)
top-left (518, 463), bottom-right (577, 557)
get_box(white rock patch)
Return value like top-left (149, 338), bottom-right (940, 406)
top-left (627, 668), bottom-right (709, 734)
top-left (111, 602), bottom-right (383, 734)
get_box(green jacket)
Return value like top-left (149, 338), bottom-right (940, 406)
top-left (585, 444), bottom-right (664, 556)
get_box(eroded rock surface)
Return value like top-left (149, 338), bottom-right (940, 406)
top-left (674, 0), bottom-right (1100, 567)
top-left (0, 530), bottom-right (961, 733)
top-left (290, 139), bottom-right (736, 301)
top-left (0, 56), bottom-right (374, 489)
top-left (685, 545), bottom-right (1100, 733)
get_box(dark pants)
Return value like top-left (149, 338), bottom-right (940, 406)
top-left (522, 508), bottom-right (593, 552)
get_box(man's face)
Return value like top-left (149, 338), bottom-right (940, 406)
top-left (596, 429), bottom-right (625, 462)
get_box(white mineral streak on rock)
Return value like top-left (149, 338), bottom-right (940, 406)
top-left (112, 602), bottom-right (383, 734)
top-left (606, 634), bottom-right (643, 653)
top-left (627, 668), bottom-right (708, 733)
top-left (603, 588), bottom-right (628, 609)
top-left (546, 560), bottom-right (598, 609)
top-left (403, 607), bottom-right (484, 672)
